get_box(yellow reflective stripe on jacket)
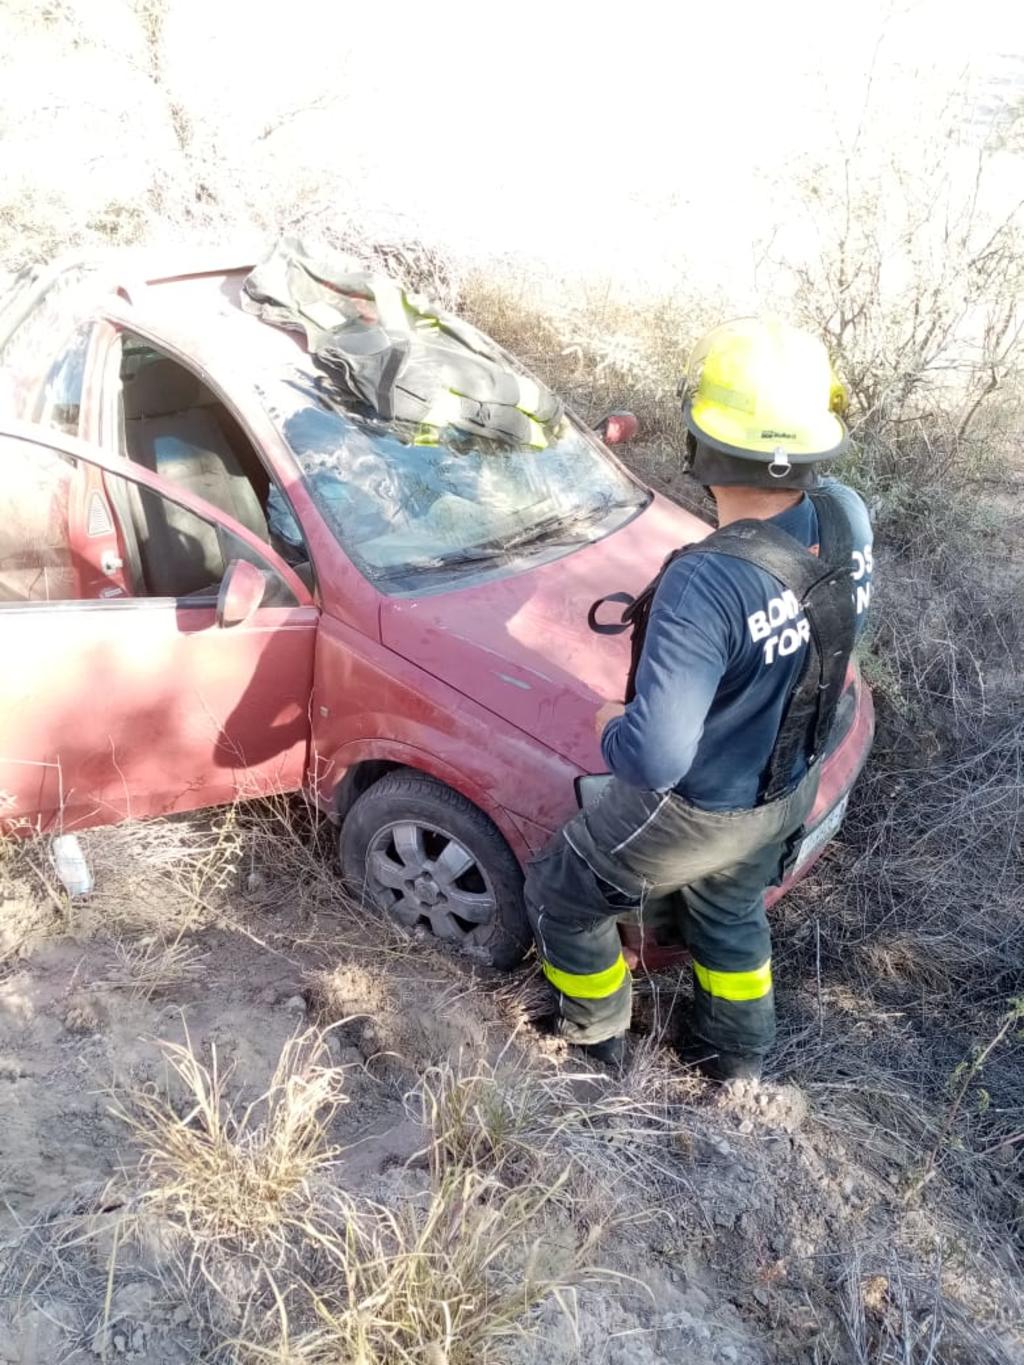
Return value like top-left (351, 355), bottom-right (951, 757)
top-left (542, 954), bottom-right (628, 1000)
top-left (692, 958), bottom-right (772, 1001)
top-left (519, 412), bottom-right (549, 449)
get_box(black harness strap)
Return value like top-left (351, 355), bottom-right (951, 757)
top-left (587, 490), bottom-right (857, 802)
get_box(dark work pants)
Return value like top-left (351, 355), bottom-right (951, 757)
top-left (524, 767), bottom-right (820, 1056)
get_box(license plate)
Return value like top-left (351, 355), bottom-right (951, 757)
top-left (794, 794), bottom-right (849, 870)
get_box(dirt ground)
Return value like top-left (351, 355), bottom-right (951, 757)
top-left (0, 800), bottom-right (1020, 1365)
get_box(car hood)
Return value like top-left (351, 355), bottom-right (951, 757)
top-left (380, 494), bottom-right (710, 771)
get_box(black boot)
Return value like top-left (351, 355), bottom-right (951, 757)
top-left (677, 1037), bottom-right (762, 1082)
top-left (578, 1033), bottom-right (627, 1069)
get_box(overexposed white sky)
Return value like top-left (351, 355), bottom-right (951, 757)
top-left (3, 0), bottom-right (1023, 294)
top-left (163, 0), bottom-right (1024, 283)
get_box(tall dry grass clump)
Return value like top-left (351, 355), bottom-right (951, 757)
top-left (245, 1169), bottom-right (596, 1365)
top-left (121, 1028), bottom-right (347, 1255)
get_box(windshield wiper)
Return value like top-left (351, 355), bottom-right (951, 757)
top-left (470, 497), bottom-right (642, 558)
top-left (374, 496), bottom-right (644, 583)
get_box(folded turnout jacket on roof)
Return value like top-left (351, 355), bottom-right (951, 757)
top-left (242, 238), bottom-right (562, 447)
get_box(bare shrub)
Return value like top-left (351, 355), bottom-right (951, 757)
top-left (773, 134), bottom-right (1024, 495)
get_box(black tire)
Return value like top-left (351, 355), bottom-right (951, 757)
top-left (339, 770), bottom-right (529, 969)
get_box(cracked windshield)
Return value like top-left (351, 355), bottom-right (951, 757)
top-left (258, 371), bottom-right (646, 587)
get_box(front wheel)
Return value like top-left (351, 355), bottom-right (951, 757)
top-left (339, 771), bottom-right (530, 969)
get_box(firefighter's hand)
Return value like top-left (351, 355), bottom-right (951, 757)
top-left (594, 700), bottom-right (625, 737)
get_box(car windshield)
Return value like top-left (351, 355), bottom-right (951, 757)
top-left (256, 368), bottom-right (648, 589)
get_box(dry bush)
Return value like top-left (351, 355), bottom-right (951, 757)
top-left (120, 1027), bottom-right (348, 1255)
top-left (461, 272), bottom-right (694, 438)
top-left (241, 1169), bottom-right (598, 1365)
top-left (18, 806), bottom-right (254, 949)
top-left (773, 121), bottom-right (1024, 498)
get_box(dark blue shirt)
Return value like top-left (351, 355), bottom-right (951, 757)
top-left (600, 480), bottom-right (873, 810)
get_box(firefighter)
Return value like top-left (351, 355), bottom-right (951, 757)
top-left (526, 319), bottom-right (874, 1080)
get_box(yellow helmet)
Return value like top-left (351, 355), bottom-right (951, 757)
top-left (683, 319), bottom-right (848, 475)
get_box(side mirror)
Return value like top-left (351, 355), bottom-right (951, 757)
top-left (595, 410), bottom-right (638, 446)
top-left (216, 559), bottom-right (266, 627)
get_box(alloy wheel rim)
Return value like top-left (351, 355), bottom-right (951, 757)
top-left (364, 820), bottom-right (497, 944)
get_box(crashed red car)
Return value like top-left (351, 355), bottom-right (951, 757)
top-left (0, 252), bottom-right (873, 967)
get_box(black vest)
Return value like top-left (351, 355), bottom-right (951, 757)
top-left (588, 488), bottom-right (857, 802)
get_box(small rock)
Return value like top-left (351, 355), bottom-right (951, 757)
top-left (170, 1304), bottom-right (191, 1326)
top-left (720, 1347), bottom-right (739, 1363)
top-left (113, 1332), bottom-right (126, 1353)
top-left (737, 1118), bottom-right (754, 1134)
top-left (282, 995), bottom-right (307, 1015)
top-left (132, 1326), bottom-right (146, 1352)
top-left (695, 1134), bottom-right (733, 1160)
top-left (110, 1282), bottom-right (154, 1318)
top-left (753, 1286), bottom-right (771, 1306)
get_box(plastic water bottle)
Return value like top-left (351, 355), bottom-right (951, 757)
top-left (51, 834), bottom-right (94, 897)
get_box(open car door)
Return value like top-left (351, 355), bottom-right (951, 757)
top-left (0, 421), bottom-right (318, 833)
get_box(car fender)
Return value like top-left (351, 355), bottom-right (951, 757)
top-left (311, 614), bottom-right (583, 861)
top-left (314, 733), bottom-right (574, 865)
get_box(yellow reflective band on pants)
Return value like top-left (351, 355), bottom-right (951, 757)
top-left (543, 954), bottom-right (628, 1000)
top-left (692, 958), bottom-right (772, 1001)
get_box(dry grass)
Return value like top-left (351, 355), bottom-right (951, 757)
top-left (106, 1029), bottom-right (623, 1364)
top-left (239, 1170), bottom-right (598, 1365)
top-left (109, 935), bottom-right (206, 1000)
top-left (833, 1247), bottom-right (1017, 1365)
top-left (413, 1046), bottom-right (699, 1208)
top-left (118, 1027), bottom-right (348, 1255)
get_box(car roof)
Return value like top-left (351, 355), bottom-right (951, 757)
top-left (111, 251), bottom-right (313, 373)
top-left (1, 247), bottom-right (295, 366)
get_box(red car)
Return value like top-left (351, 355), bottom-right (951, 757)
top-left (0, 252), bottom-right (873, 967)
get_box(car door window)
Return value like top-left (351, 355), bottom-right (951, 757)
top-left (115, 334), bottom-right (314, 591)
top-left (102, 469), bottom-right (297, 605)
top-left (0, 265), bottom-right (103, 419)
top-left (34, 323), bottom-right (92, 436)
top-left (0, 435), bottom-right (297, 609)
top-left (0, 442), bottom-right (76, 601)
